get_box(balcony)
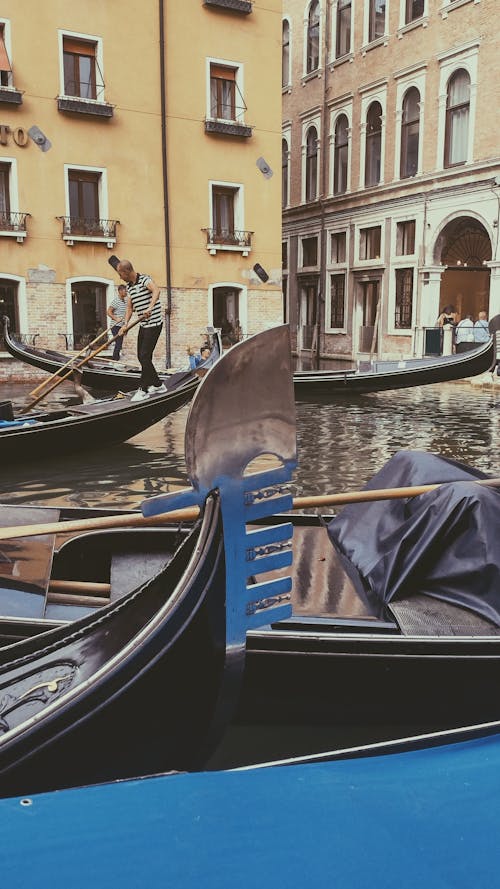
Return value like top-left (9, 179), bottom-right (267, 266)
top-left (57, 96), bottom-right (114, 118)
top-left (203, 228), bottom-right (253, 256)
top-left (0, 85), bottom-right (23, 105)
top-left (57, 216), bottom-right (119, 248)
top-left (205, 118), bottom-right (252, 138)
top-left (203, 0), bottom-right (252, 13)
top-left (0, 211), bottom-right (30, 242)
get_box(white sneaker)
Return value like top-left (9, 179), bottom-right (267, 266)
top-left (131, 388), bottom-right (150, 402)
top-left (147, 383), bottom-right (167, 395)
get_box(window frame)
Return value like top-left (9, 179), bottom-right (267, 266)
top-left (58, 30), bottom-right (106, 104)
top-left (207, 180), bottom-right (248, 255)
top-left (282, 18), bottom-right (291, 89)
top-left (300, 235), bottom-right (319, 268)
top-left (444, 68), bottom-right (471, 168)
top-left (63, 164), bottom-right (114, 245)
top-left (0, 19), bottom-right (14, 89)
top-left (207, 58), bottom-right (245, 124)
top-left (400, 86), bottom-right (421, 179)
top-left (305, 0), bottom-right (321, 74)
top-left (0, 157), bottom-right (27, 242)
top-left (368, 0), bottom-right (387, 44)
top-left (394, 267), bottom-right (414, 330)
top-left (364, 101), bottom-right (383, 188)
top-left (333, 113), bottom-right (349, 196)
top-left (436, 43), bottom-right (478, 172)
top-left (282, 131), bottom-right (291, 209)
top-left (334, 0), bottom-right (352, 60)
top-left (304, 125), bottom-right (319, 203)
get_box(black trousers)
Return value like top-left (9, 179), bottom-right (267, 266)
top-left (111, 324), bottom-right (124, 360)
top-left (137, 324), bottom-right (162, 390)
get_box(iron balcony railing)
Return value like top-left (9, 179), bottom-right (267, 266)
top-left (58, 216), bottom-right (119, 239)
top-left (203, 0), bottom-right (252, 13)
top-left (203, 228), bottom-right (253, 249)
top-left (0, 211), bottom-right (30, 232)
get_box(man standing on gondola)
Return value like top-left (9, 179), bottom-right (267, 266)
top-left (117, 260), bottom-right (167, 401)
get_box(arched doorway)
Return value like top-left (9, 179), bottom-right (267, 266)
top-left (435, 217), bottom-right (492, 319)
top-left (71, 281), bottom-right (107, 349)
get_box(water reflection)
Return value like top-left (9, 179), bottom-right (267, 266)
top-left (0, 380), bottom-right (499, 511)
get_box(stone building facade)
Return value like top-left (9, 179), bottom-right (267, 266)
top-left (282, 0), bottom-right (500, 363)
top-left (0, 0), bottom-right (283, 381)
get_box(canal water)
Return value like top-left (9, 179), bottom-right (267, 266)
top-left (1, 378), bottom-right (499, 510)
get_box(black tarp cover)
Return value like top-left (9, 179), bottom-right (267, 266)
top-left (327, 451), bottom-right (500, 626)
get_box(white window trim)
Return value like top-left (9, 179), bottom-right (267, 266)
top-left (440, 0), bottom-right (479, 18)
top-left (0, 18), bottom-right (15, 88)
top-left (207, 180), bottom-right (248, 255)
top-left (394, 67), bottom-right (426, 181)
top-left (359, 84), bottom-right (387, 189)
top-left (282, 16), bottom-right (292, 90)
top-left (354, 219), bottom-right (384, 266)
top-left (303, 0), bottom-right (323, 77)
top-left (398, 0), bottom-right (429, 32)
top-left (326, 227), bottom-right (349, 333)
top-left (57, 29), bottom-right (107, 105)
top-left (388, 263), bottom-right (416, 335)
top-left (361, 0), bottom-right (389, 51)
top-left (206, 56), bottom-right (245, 124)
top-left (0, 275), bottom-right (27, 348)
top-left (301, 115), bottom-right (321, 203)
top-left (331, 0), bottom-right (354, 63)
top-left (299, 233), bottom-right (321, 269)
top-left (65, 277), bottom-right (114, 343)
top-left (282, 126), bottom-right (291, 208)
top-left (207, 282), bottom-right (248, 337)
top-left (436, 41), bottom-right (479, 172)
top-left (63, 164), bottom-right (114, 246)
top-left (391, 214), bottom-right (420, 261)
top-left (0, 157), bottom-right (26, 242)
top-left (329, 103), bottom-right (353, 196)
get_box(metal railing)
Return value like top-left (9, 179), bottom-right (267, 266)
top-left (203, 228), bottom-right (253, 248)
top-left (0, 211), bottom-right (30, 232)
top-left (57, 216), bottom-right (119, 238)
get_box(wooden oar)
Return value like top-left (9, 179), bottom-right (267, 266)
top-left (28, 328), bottom-right (111, 398)
top-left (20, 316), bottom-right (142, 413)
top-left (0, 476), bottom-right (499, 542)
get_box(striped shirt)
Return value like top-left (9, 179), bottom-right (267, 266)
top-left (109, 295), bottom-right (128, 323)
top-left (127, 273), bottom-right (163, 328)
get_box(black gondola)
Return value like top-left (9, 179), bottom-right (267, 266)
top-left (293, 336), bottom-right (495, 396)
top-left (0, 378), bottom-right (199, 462)
top-left (4, 315), bottom-right (493, 396)
top-left (2, 315), bottom-right (220, 393)
top-left (0, 326), bottom-right (298, 796)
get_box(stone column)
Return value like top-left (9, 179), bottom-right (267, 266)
top-left (486, 261), bottom-right (500, 319)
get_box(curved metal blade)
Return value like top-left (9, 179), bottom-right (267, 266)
top-left (185, 325), bottom-right (296, 494)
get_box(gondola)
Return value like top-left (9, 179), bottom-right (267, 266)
top-left (0, 375), bottom-right (198, 462)
top-left (0, 326), bottom-right (297, 797)
top-left (293, 335), bottom-right (495, 396)
top-left (2, 315), bottom-right (221, 393)
top-left (4, 315), bottom-right (493, 397)
top-left (3, 717), bottom-right (500, 888)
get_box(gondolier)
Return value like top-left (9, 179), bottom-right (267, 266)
top-left (117, 259), bottom-right (167, 401)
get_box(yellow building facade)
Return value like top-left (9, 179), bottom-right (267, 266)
top-left (0, 0), bottom-right (283, 379)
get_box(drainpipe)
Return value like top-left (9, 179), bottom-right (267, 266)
top-left (159, 0), bottom-right (172, 367)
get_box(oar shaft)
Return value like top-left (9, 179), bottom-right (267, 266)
top-left (0, 477), bottom-right (499, 541)
top-left (48, 580), bottom-right (111, 596)
top-left (28, 329), bottom-right (111, 397)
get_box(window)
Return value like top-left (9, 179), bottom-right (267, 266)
top-left (405, 0), bottom-right (424, 23)
top-left (395, 268), bottom-right (413, 328)
top-left (0, 162), bottom-right (10, 219)
top-left (396, 220), bottom-right (416, 255)
top-left (369, 0), bottom-right (386, 41)
top-left (360, 226), bottom-right (381, 260)
top-left (0, 279), bottom-right (19, 343)
top-left (210, 64), bottom-right (237, 121)
top-left (333, 114), bottom-right (349, 195)
top-left (69, 169), bottom-right (100, 229)
top-left (282, 20), bottom-right (290, 87)
top-left (365, 102), bottom-right (382, 187)
top-left (331, 231), bottom-right (346, 263)
top-left (400, 87), bottom-right (420, 179)
top-left (302, 236), bottom-right (318, 267)
top-left (71, 281), bottom-right (107, 345)
top-left (305, 126), bottom-right (318, 201)
top-left (63, 37), bottom-right (98, 99)
top-left (329, 274), bottom-right (345, 328)
top-left (306, 1), bottom-right (320, 73)
top-left (444, 69), bottom-right (470, 167)
top-left (282, 241), bottom-right (288, 270)
top-left (205, 183), bottom-right (250, 253)
top-left (282, 138), bottom-right (290, 208)
top-left (0, 24), bottom-right (12, 88)
top-left (336, 0), bottom-right (351, 58)
top-left (213, 185), bottom-right (236, 240)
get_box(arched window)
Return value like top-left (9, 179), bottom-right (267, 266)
top-left (369, 0), bottom-right (386, 42)
top-left (305, 126), bottom-right (318, 201)
top-left (444, 69), bottom-right (470, 168)
top-left (306, 1), bottom-right (320, 73)
top-left (333, 114), bottom-right (348, 195)
top-left (282, 20), bottom-right (290, 88)
top-left (400, 87), bottom-right (420, 179)
top-left (365, 101), bottom-right (382, 187)
top-left (282, 138), bottom-right (289, 208)
top-left (336, 0), bottom-right (351, 58)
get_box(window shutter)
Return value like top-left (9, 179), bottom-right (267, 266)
top-left (210, 65), bottom-right (236, 81)
top-left (63, 37), bottom-right (96, 56)
top-left (0, 31), bottom-right (12, 72)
